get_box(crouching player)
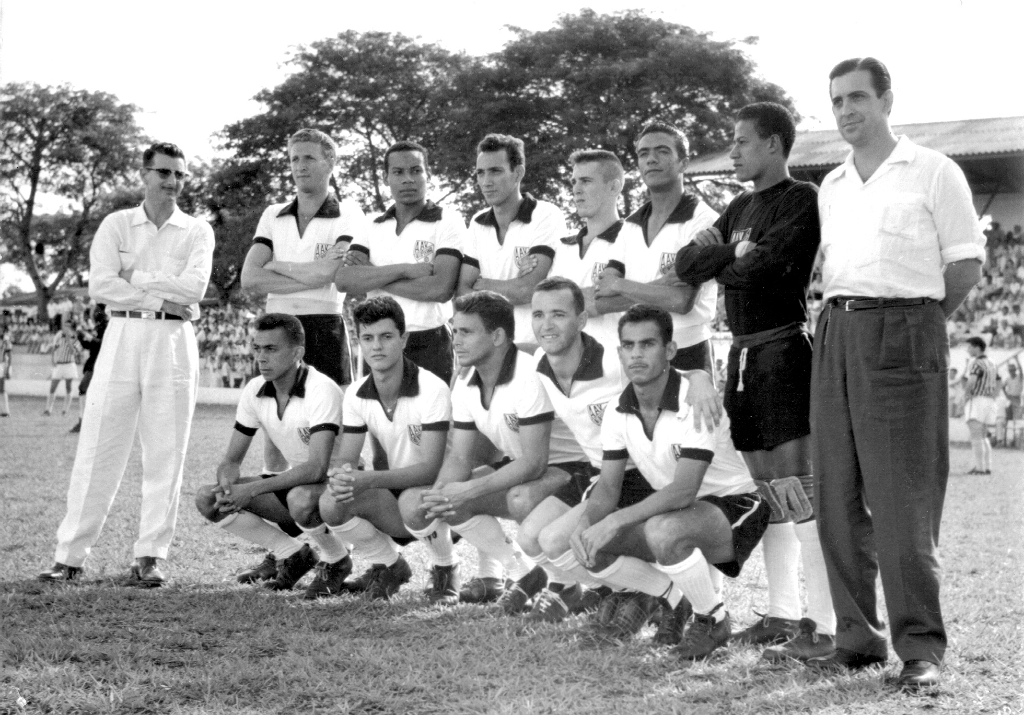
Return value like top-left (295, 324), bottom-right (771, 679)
top-left (318, 297), bottom-right (451, 600)
top-left (195, 313), bottom-right (349, 597)
top-left (551, 305), bottom-right (769, 659)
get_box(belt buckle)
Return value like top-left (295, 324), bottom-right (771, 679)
top-left (139, 310), bottom-right (157, 320)
top-left (844, 300), bottom-right (856, 312)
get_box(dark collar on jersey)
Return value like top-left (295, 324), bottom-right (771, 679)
top-left (625, 194), bottom-right (698, 227)
top-left (560, 220), bottom-right (624, 247)
top-left (469, 344), bottom-right (518, 390)
top-left (535, 332), bottom-right (606, 392)
top-left (355, 357), bottom-right (421, 401)
top-left (474, 193), bottom-right (538, 227)
top-left (277, 194), bottom-right (341, 219)
top-left (256, 364), bottom-right (310, 399)
top-left (373, 200), bottom-right (443, 224)
top-left (616, 367), bottom-right (681, 416)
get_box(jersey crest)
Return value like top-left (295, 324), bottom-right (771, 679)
top-left (587, 402), bottom-right (607, 426)
top-left (514, 246), bottom-right (530, 268)
top-left (298, 426), bottom-right (311, 445)
top-left (314, 243), bottom-right (333, 260)
top-left (730, 228), bottom-right (752, 244)
top-left (413, 240), bottom-right (435, 263)
top-left (504, 413), bottom-right (520, 432)
top-left (408, 424), bottom-right (423, 446)
top-left (591, 262), bottom-right (607, 284)
top-left (659, 252), bottom-right (675, 276)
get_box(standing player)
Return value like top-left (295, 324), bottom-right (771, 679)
top-left (458, 134), bottom-right (568, 345)
top-left (0, 326), bottom-right (11, 416)
top-left (674, 102), bottom-right (835, 662)
top-left (195, 314), bottom-right (347, 597)
top-left (566, 305), bottom-right (769, 660)
top-left (315, 297), bottom-right (452, 600)
top-left (39, 142), bottom-right (214, 585)
top-left (810, 58), bottom-right (984, 689)
top-left (43, 320), bottom-right (82, 416)
top-left (338, 142), bottom-right (466, 385)
top-left (241, 128), bottom-right (365, 386)
top-left (963, 336), bottom-right (998, 475)
top-left (595, 122), bottom-right (719, 372)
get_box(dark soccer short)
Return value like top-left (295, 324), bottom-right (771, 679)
top-left (548, 461), bottom-right (599, 507)
top-left (724, 333), bottom-right (811, 452)
top-left (258, 473), bottom-right (302, 538)
top-left (671, 339), bottom-right (714, 374)
top-left (405, 324), bottom-right (454, 386)
top-left (699, 492), bottom-right (770, 577)
top-left (296, 313), bottom-right (350, 386)
top-left (582, 468), bottom-right (657, 508)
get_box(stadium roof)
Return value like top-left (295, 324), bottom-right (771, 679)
top-left (685, 116), bottom-right (1024, 193)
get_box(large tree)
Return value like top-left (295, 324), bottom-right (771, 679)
top-left (0, 83), bottom-right (148, 317)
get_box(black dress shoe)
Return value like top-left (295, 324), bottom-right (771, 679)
top-left (806, 647), bottom-right (886, 674)
top-left (898, 660), bottom-right (940, 690)
top-left (38, 562), bottom-right (83, 581)
top-left (131, 557), bottom-right (167, 587)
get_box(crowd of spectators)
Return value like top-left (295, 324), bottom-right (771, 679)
top-left (949, 222), bottom-right (1024, 348)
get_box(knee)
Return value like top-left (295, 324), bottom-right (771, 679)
top-left (286, 487), bottom-right (321, 527)
top-left (516, 520), bottom-right (542, 557)
top-left (398, 488), bottom-right (428, 528)
top-left (644, 514), bottom-right (692, 564)
top-left (317, 490), bottom-right (350, 526)
top-left (505, 485), bottom-right (533, 522)
top-left (194, 485), bottom-right (219, 521)
top-left (537, 524), bottom-right (568, 560)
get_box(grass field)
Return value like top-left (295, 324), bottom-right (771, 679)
top-left (1, 396), bottom-right (1022, 714)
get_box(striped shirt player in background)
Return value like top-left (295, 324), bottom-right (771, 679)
top-left (964, 336), bottom-right (998, 475)
top-left (1, 326), bottom-right (13, 416)
top-left (44, 321), bottom-right (83, 416)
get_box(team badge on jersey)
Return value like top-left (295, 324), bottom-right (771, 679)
top-left (591, 262), bottom-right (607, 284)
top-left (730, 228), bottom-right (752, 244)
top-left (314, 243), bottom-right (332, 260)
top-left (408, 424), bottom-right (422, 446)
top-left (514, 246), bottom-right (530, 268)
top-left (587, 402), bottom-right (607, 426)
top-left (413, 240), bottom-right (435, 263)
top-left (504, 413), bottom-right (520, 432)
top-left (298, 427), bottom-right (311, 445)
top-left (659, 252), bottom-right (675, 275)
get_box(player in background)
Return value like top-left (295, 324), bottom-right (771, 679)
top-left (43, 321), bottom-right (83, 416)
top-left (963, 336), bottom-right (998, 474)
top-left (674, 102), bottom-right (835, 662)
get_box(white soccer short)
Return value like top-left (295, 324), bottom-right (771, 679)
top-left (50, 363), bottom-right (78, 381)
top-left (964, 396), bottom-right (997, 426)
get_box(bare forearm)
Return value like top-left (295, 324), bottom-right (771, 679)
top-left (336, 264), bottom-right (415, 294)
top-left (382, 275), bottom-right (456, 303)
top-left (252, 460), bottom-right (328, 493)
top-left (941, 259), bottom-right (983, 317)
top-left (266, 260), bottom-right (342, 288)
top-left (241, 266), bottom-right (313, 295)
top-left (614, 278), bottom-right (696, 315)
top-left (473, 277), bottom-right (537, 306)
top-left (467, 457), bottom-right (546, 499)
top-left (358, 463), bottom-right (439, 491)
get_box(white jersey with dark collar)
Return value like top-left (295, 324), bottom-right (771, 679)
top-left (342, 358), bottom-right (451, 468)
top-left (550, 221), bottom-right (624, 347)
top-left (606, 195), bottom-right (718, 348)
top-left (349, 201), bottom-right (468, 332)
top-left (234, 364), bottom-right (343, 468)
top-left (601, 369), bottom-right (752, 497)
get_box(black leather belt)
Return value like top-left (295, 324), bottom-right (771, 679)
top-left (109, 310), bottom-right (184, 321)
top-left (828, 296), bottom-right (936, 312)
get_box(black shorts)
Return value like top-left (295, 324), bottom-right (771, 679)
top-left (296, 314), bottom-right (350, 386)
top-left (724, 333), bottom-right (811, 452)
top-left (259, 473), bottom-right (302, 538)
top-left (671, 339), bottom-right (713, 374)
top-left (405, 324), bottom-right (454, 386)
top-left (548, 461), bottom-right (599, 507)
top-left (582, 468), bottom-right (657, 508)
top-left (700, 492), bottom-right (770, 578)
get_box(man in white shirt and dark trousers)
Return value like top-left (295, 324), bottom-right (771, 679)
top-left (39, 142), bottom-right (214, 585)
top-left (809, 58), bottom-right (985, 690)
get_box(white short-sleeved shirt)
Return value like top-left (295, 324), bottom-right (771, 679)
top-left (451, 347), bottom-right (563, 461)
top-left (818, 136), bottom-right (986, 301)
top-left (463, 194), bottom-right (568, 342)
top-left (607, 196), bottom-right (719, 348)
top-left (601, 369), bottom-right (753, 498)
top-left (550, 222), bottom-right (624, 347)
top-left (342, 358), bottom-right (452, 468)
top-left (534, 332), bottom-right (632, 469)
top-left (234, 364), bottom-right (343, 468)
top-left (253, 195), bottom-right (366, 315)
top-left (349, 201), bottom-right (468, 332)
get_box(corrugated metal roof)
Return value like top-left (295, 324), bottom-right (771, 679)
top-left (686, 116), bottom-right (1024, 176)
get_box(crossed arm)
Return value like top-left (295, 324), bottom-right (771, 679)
top-left (593, 267), bottom-right (698, 316)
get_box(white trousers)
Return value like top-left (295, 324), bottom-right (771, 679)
top-left (54, 318), bottom-right (199, 567)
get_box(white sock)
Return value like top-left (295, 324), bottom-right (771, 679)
top-left (708, 562), bottom-right (725, 603)
top-left (794, 520), bottom-right (836, 636)
top-left (591, 555), bottom-right (680, 604)
top-left (971, 438), bottom-right (984, 470)
top-left (477, 552), bottom-right (503, 580)
top-left (218, 512), bottom-right (303, 559)
top-left (551, 551), bottom-right (604, 588)
top-left (762, 522), bottom-right (802, 620)
top-left (532, 552), bottom-right (573, 588)
top-left (658, 549), bottom-right (723, 621)
top-left (405, 519), bottom-right (455, 567)
top-left (981, 434), bottom-right (992, 470)
top-left (329, 518), bottom-right (398, 567)
top-left (451, 515), bottom-right (533, 580)
top-left (299, 523), bottom-right (350, 564)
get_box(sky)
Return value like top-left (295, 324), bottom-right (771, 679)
top-left (2, 0), bottom-right (1022, 291)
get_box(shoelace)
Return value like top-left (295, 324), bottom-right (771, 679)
top-left (532, 589), bottom-right (566, 615)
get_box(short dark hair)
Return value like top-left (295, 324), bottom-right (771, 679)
top-left (477, 134), bottom-right (525, 172)
top-left (636, 121), bottom-right (689, 161)
top-left (143, 142), bottom-right (185, 167)
top-left (736, 102), bottom-right (797, 157)
top-left (384, 141), bottom-right (429, 175)
top-left (829, 57), bottom-right (892, 97)
top-left (533, 277), bottom-right (585, 316)
top-left (966, 336), bottom-right (987, 352)
top-left (353, 296), bottom-right (406, 335)
top-left (618, 304), bottom-right (673, 346)
top-left (569, 149), bottom-right (625, 184)
top-left (454, 290), bottom-right (515, 339)
top-left (254, 313), bottom-right (305, 347)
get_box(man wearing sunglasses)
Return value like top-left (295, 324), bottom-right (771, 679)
top-left (39, 142), bottom-right (214, 586)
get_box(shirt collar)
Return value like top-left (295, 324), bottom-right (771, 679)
top-left (373, 199), bottom-right (443, 224)
top-left (616, 367), bottom-right (681, 416)
top-left (831, 135), bottom-right (916, 183)
top-left (625, 194), bottom-right (698, 227)
top-left (130, 205), bottom-right (189, 228)
top-left (560, 220), bottom-right (624, 247)
top-left (277, 194), bottom-right (341, 219)
top-left (256, 364), bottom-right (309, 399)
top-left (469, 345), bottom-right (518, 390)
top-left (354, 357), bottom-right (422, 400)
top-left (474, 193), bottom-right (538, 227)
top-left (535, 332), bottom-right (606, 393)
